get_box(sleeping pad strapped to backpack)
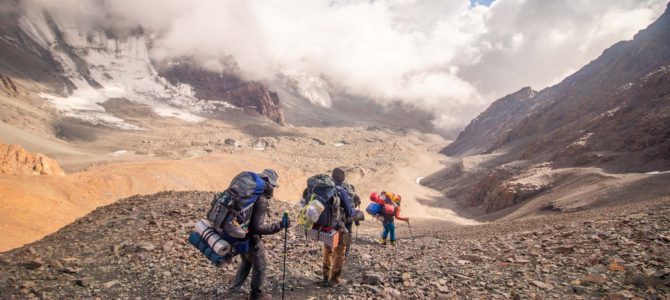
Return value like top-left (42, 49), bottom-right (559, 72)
top-left (188, 171), bottom-right (265, 265)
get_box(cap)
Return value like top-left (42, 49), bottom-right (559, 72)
top-left (260, 169), bottom-right (279, 187)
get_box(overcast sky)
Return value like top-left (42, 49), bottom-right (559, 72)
top-left (26, 0), bottom-right (668, 130)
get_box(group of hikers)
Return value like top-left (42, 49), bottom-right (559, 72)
top-left (188, 168), bottom-right (410, 300)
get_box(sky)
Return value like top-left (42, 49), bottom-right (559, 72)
top-left (23, 0), bottom-right (668, 131)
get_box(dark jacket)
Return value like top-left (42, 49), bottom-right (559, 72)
top-left (247, 186), bottom-right (282, 247)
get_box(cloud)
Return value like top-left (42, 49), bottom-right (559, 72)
top-left (22, 0), bottom-right (668, 131)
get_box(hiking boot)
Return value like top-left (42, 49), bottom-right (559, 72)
top-left (390, 240), bottom-right (396, 246)
top-left (321, 275), bottom-right (329, 286)
top-left (249, 291), bottom-right (272, 300)
top-left (377, 238), bottom-right (386, 246)
top-left (328, 278), bottom-right (341, 287)
top-left (228, 286), bottom-right (242, 294)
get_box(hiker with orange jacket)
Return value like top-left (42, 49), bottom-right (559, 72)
top-left (370, 191), bottom-right (409, 246)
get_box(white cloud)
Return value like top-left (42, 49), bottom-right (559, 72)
top-left (23, 0), bottom-right (668, 131)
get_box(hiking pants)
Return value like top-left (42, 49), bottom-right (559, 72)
top-left (381, 222), bottom-right (396, 241)
top-left (323, 231), bottom-right (350, 284)
top-left (230, 242), bottom-right (267, 297)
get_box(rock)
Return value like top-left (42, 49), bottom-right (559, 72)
top-left (531, 280), bottom-right (552, 290)
top-left (362, 273), bottom-right (383, 285)
top-left (75, 278), bottom-right (92, 287)
top-left (111, 244), bottom-right (121, 255)
top-left (137, 242), bottom-right (156, 252)
top-left (402, 272), bottom-right (411, 282)
top-left (571, 285), bottom-right (587, 294)
top-left (550, 245), bottom-right (574, 254)
top-left (102, 280), bottom-right (120, 289)
top-left (162, 241), bottom-right (174, 251)
top-left (224, 139), bottom-right (238, 147)
top-left (604, 290), bottom-right (635, 300)
top-left (22, 259), bottom-right (43, 270)
top-left (60, 266), bottom-right (79, 274)
top-left (580, 274), bottom-right (606, 285)
top-left (608, 260), bottom-right (625, 272)
top-left (363, 284), bottom-right (382, 294)
top-left (459, 254), bottom-right (484, 263)
top-left (20, 281), bottom-right (35, 289)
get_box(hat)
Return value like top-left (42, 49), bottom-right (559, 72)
top-left (260, 169), bottom-right (279, 187)
top-left (331, 167), bottom-right (346, 184)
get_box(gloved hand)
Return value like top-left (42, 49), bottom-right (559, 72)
top-left (279, 212), bottom-right (291, 229)
top-left (354, 220), bottom-right (360, 226)
top-left (405, 217), bottom-right (410, 223)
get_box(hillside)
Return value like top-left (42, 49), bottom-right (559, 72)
top-left (424, 3), bottom-right (670, 219)
top-left (0, 191), bottom-right (667, 299)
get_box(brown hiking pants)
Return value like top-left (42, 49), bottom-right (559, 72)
top-left (322, 231), bottom-right (350, 285)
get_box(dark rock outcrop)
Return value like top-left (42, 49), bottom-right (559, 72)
top-left (159, 63), bottom-right (286, 125)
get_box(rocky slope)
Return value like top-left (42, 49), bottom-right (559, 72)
top-left (0, 142), bottom-right (64, 175)
top-left (428, 4), bottom-right (670, 217)
top-left (443, 3), bottom-right (670, 169)
top-left (0, 191), bottom-right (667, 299)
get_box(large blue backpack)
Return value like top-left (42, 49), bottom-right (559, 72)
top-left (207, 172), bottom-right (265, 244)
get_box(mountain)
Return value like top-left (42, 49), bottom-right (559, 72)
top-left (443, 3), bottom-right (670, 170)
top-left (425, 3), bottom-right (670, 218)
top-left (0, 7), bottom-right (445, 136)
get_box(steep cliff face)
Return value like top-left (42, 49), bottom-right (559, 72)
top-left (0, 142), bottom-right (64, 175)
top-left (158, 63), bottom-right (286, 125)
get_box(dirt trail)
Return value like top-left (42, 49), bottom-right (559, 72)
top-left (357, 141), bottom-right (479, 225)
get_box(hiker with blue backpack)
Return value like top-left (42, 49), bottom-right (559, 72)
top-left (187, 169), bottom-right (289, 300)
top-left (229, 169), bottom-right (289, 300)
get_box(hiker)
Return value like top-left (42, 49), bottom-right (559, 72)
top-left (331, 167), bottom-right (361, 259)
top-left (370, 191), bottom-right (409, 246)
top-left (300, 173), bottom-right (354, 287)
top-left (229, 169), bottom-right (291, 300)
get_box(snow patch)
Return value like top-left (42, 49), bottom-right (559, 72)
top-left (645, 170), bottom-right (670, 175)
top-left (22, 11), bottom-right (240, 129)
top-left (282, 71), bottom-right (332, 107)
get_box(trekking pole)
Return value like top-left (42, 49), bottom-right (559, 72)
top-left (282, 211), bottom-right (288, 300)
top-left (407, 221), bottom-right (415, 240)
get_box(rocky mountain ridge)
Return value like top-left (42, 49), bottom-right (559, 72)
top-left (427, 3), bottom-right (670, 217)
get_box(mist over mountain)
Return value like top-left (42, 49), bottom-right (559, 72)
top-left (4, 0), bottom-right (665, 133)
